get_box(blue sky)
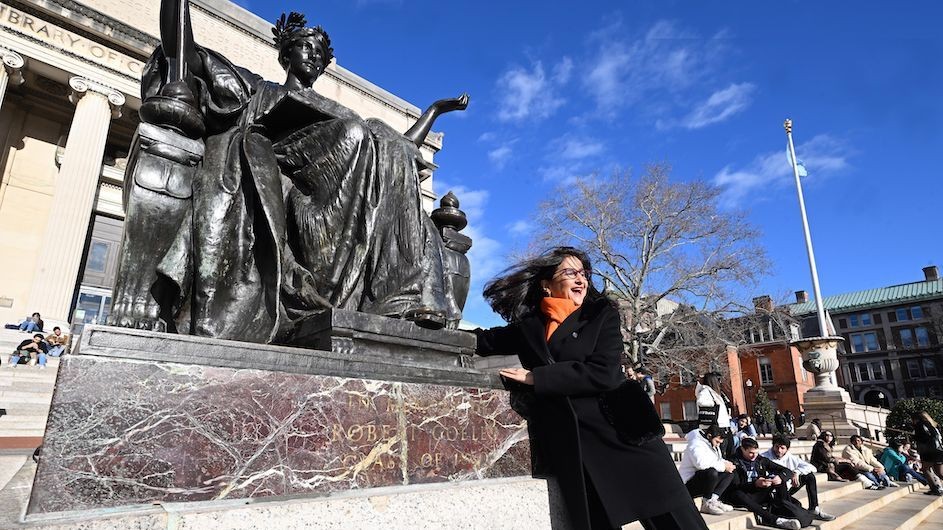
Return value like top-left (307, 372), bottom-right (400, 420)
top-left (233, 1), bottom-right (943, 327)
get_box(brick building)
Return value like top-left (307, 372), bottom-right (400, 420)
top-left (653, 298), bottom-right (813, 424)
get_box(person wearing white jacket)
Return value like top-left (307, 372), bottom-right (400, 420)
top-left (680, 425), bottom-right (737, 516)
top-left (697, 372), bottom-right (733, 457)
top-left (762, 435), bottom-right (836, 521)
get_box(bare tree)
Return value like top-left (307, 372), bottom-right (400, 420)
top-left (530, 164), bottom-right (772, 382)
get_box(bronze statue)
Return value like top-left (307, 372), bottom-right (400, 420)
top-left (109, 0), bottom-right (471, 343)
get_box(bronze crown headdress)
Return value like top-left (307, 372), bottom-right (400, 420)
top-left (271, 12), bottom-right (334, 64)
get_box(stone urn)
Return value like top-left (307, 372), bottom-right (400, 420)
top-left (791, 336), bottom-right (845, 390)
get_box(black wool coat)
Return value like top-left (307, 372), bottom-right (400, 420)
top-left (475, 298), bottom-right (692, 529)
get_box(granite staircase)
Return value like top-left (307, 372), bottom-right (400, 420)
top-left (0, 328), bottom-right (61, 447)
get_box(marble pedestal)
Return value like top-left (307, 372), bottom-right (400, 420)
top-left (800, 387), bottom-right (863, 438)
top-left (792, 336), bottom-right (862, 438)
top-left (26, 325), bottom-right (531, 517)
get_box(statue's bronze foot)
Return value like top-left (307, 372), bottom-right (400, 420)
top-left (404, 307), bottom-right (446, 330)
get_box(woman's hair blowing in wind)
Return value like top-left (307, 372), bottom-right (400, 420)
top-left (482, 246), bottom-right (601, 323)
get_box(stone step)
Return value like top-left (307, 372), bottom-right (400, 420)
top-left (916, 502), bottom-right (943, 528)
top-left (812, 482), bottom-right (921, 529)
top-left (841, 489), bottom-right (943, 530)
top-left (624, 474), bottom-right (872, 530)
top-left (0, 419), bottom-right (48, 431)
top-left (0, 403), bottom-right (55, 415)
top-left (0, 381), bottom-right (58, 394)
top-left (0, 392), bottom-right (55, 404)
top-left (0, 455), bottom-right (27, 491)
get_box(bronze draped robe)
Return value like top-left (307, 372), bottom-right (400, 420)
top-left (139, 47), bottom-right (449, 343)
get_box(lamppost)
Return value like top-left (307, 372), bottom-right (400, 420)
top-left (745, 378), bottom-right (754, 414)
top-left (876, 392), bottom-right (886, 440)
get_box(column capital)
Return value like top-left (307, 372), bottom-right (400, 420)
top-left (69, 76), bottom-right (126, 119)
top-left (1, 47), bottom-right (25, 86)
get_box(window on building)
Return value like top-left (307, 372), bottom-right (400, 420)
top-left (851, 334), bottom-right (864, 353)
top-left (861, 313), bottom-right (872, 326)
top-left (86, 241), bottom-right (110, 273)
top-left (912, 306), bottom-right (924, 320)
top-left (901, 329), bottom-right (915, 349)
top-left (907, 359), bottom-right (922, 378)
top-left (789, 323), bottom-right (800, 341)
top-left (870, 362), bottom-right (884, 380)
top-left (682, 401), bottom-right (698, 420)
top-left (924, 358), bottom-right (938, 378)
top-left (914, 385), bottom-right (927, 397)
top-left (850, 332), bottom-right (880, 353)
top-left (659, 402), bottom-right (671, 420)
top-left (857, 364), bottom-right (870, 382)
top-left (849, 315), bottom-right (859, 327)
top-left (759, 357), bottom-right (774, 385)
top-left (897, 308), bottom-right (910, 321)
top-left (916, 327), bottom-right (931, 348)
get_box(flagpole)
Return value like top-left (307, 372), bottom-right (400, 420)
top-left (784, 119), bottom-right (830, 338)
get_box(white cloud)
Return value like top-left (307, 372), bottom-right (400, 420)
top-left (555, 135), bottom-right (605, 160)
top-left (681, 82), bottom-right (756, 129)
top-left (507, 220), bottom-right (533, 237)
top-left (539, 163), bottom-right (596, 184)
top-left (488, 145), bottom-right (513, 169)
top-left (552, 57), bottom-right (574, 84)
top-left (477, 131), bottom-right (496, 142)
top-left (495, 58), bottom-right (572, 122)
top-left (583, 20), bottom-right (729, 115)
top-left (712, 134), bottom-right (853, 208)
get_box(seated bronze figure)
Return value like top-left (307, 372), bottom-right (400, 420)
top-left (109, 1), bottom-right (471, 344)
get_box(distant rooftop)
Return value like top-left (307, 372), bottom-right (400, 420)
top-left (790, 278), bottom-right (943, 316)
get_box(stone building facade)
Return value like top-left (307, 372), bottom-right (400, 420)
top-left (0, 0), bottom-right (443, 326)
top-left (791, 266), bottom-right (943, 408)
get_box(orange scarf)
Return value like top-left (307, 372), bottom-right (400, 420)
top-left (540, 297), bottom-right (579, 341)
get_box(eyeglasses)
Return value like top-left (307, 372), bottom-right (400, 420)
top-left (555, 268), bottom-right (590, 279)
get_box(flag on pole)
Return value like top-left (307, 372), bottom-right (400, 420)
top-left (786, 143), bottom-right (809, 177)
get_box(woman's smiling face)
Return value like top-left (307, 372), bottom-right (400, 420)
top-left (542, 255), bottom-right (588, 306)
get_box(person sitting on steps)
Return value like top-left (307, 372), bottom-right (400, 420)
top-left (15, 312), bottom-right (44, 333)
top-left (723, 437), bottom-right (815, 530)
top-left (842, 434), bottom-right (898, 489)
top-left (762, 435), bottom-right (836, 521)
top-left (9, 334), bottom-right (47, 368)
top-left (679, 425), bottom-right (737, 516)
top-left (45, 327), bottom-right (69, 357)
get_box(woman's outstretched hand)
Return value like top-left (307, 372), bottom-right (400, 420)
top-left (499, 368), bottom-right (534, 385)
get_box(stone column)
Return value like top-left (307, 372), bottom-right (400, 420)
top-left (0, 48), bottom-right (25, 113)
top-left (27, 77), bottom-right (125, 321)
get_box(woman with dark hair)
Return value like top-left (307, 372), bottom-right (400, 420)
top-left (912, 411), bottom-right (943, 495)
top-left (811, 431), bottom-right (868, 485)
top-left (696, 372), bottom-right (733, 457)
top-left (474, 247), bottom-right (707, 530)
